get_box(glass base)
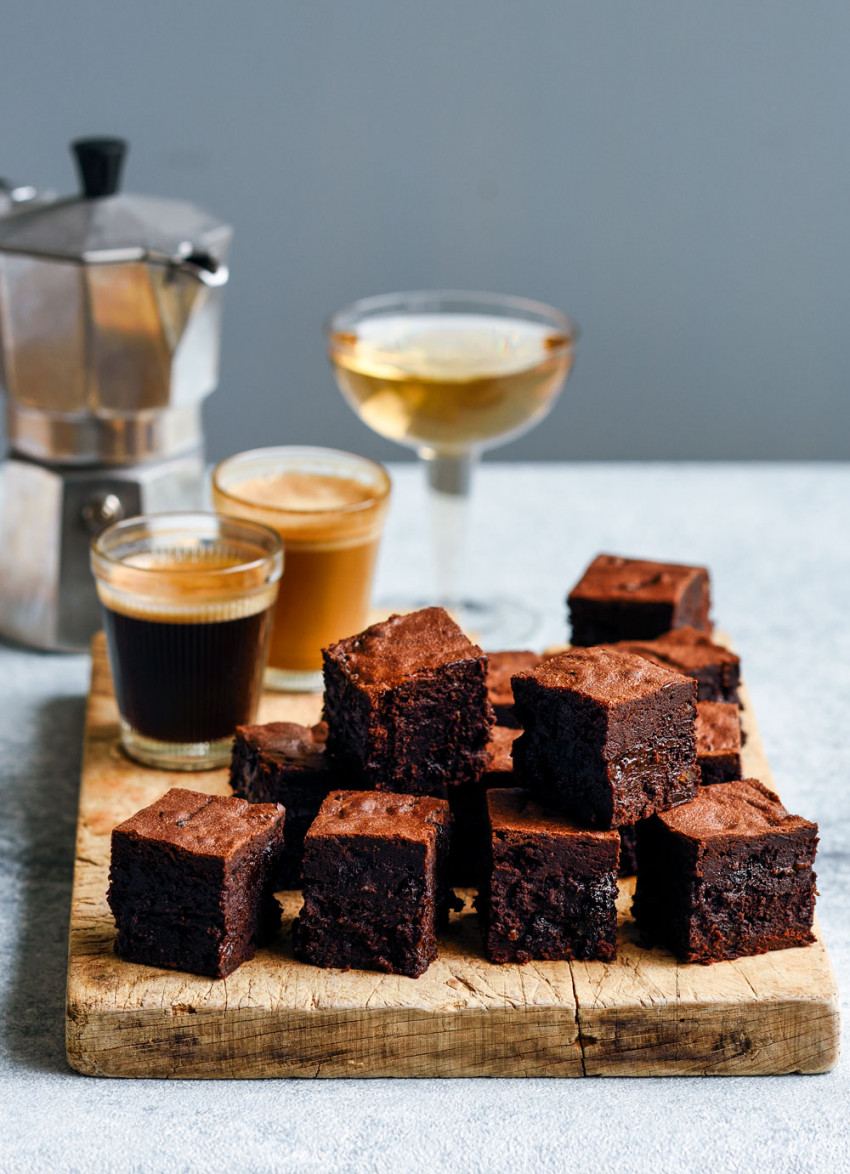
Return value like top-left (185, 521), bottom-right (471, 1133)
top-left (119, 720), bottom-right (234, 771)
top-left (377, 595), bottom-right (539, 649)
top-left (264, 664), bottom-right (325, 693)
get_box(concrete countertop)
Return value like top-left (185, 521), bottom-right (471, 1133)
top-left (1, 462), bottom-right (847, 1173)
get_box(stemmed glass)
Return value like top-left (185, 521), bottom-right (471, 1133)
top-left (326, 291), bottom-right (577, 644)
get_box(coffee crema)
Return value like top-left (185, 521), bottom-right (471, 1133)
top-left (99, 552), bottom-right (278, 745)
top-left (91, 513), bottom-right (283, 768)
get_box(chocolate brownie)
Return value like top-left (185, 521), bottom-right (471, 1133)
top-left (322, 607), bottom-right (494, 795)
top-left (294, 790), bottom-right (452, 978)
top-left (512, 646), bottom-right (699, 828)
top-left (568, 554), bottom-right (711, 646)
top-left (696, 701), bottom-right (742, 786)
top-left (481, 789), bottom-right (620, 963)
top-left (613, 626), bottom-right (740, 705)
top-left (486, 723), bottom-right (521, 783)
top-left (618, 825), bottom-right (639, 877)
top-left (107, 788), bottom-right (286, 978)
top-left (447, 724), bottom-right (522, 887)
top-left (486, 650), bottom-right (543, 727)
top-left (632, 778), bottom-right (818, 963)
top-left (230, 720), bottom-right (333, 887)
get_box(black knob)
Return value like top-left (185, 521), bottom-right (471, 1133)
top-left (71, 137), bottom-right (127, 198)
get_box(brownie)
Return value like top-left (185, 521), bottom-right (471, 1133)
top-left (230, 720), bottom-right (333, 887)
top-left (612, 626), bottom-right (740, 705)
top-left (486, 723), bottom-right (521, 783)
top-left (447, 724), bottom-right (521, 887)
top-left (632, 778), bottom-right (818, 963)
top-left (481, 788), bottom-right (620, 963)
top-left (618, 825), bottom-right (639, 877)
top-left (696, 701), bottom-right (742, 786)
top-left (568, 554), bottom-right (712, 646)
top-left (107, 788), bottom-right (287, 978)
top-left (512, 646), bottom-right (699, 828)
top-left (294, 790), bottom-right (452, 978)
top-left (322, 607), bottom-right (494, 795)
top-left (486, 650), bottom-right (543, 727)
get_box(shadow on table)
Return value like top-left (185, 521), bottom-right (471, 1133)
top-left (3, 694), bottom-right (86, 1075)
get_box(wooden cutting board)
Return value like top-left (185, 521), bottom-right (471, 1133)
top-left (66, 634), bottom-right (840, 1078)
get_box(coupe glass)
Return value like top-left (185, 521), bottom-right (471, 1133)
top-left (326, 290), bottom-right (578, 643)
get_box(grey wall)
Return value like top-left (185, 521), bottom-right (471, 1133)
top-left (1, 1), bottom-right (848, 462)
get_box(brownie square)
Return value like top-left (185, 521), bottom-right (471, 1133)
top-left (696, 701), bottom-right (742, 786)
top-left (486, 650), bottom-right (544, 727)
top-left (107, 788), bottom-right (286, 978)
top-left (447, 724), bottom-right (521, 887)
top-left (294, 790), bottom-right (452, 978)
top-left (322, 607), bottom-right (494, 795)
top-left (568, 554), bottom-right (711, 646)
top-left (481, 789), bottom-right (620, 963)
top-left (613, 626), bottom-right (740, 705)
top-left (512, 646), bottom-right (699, 828)
top-left (632, 779), bottom-right (818, 963)
top-left (230, 720), bottom-right (333, 887)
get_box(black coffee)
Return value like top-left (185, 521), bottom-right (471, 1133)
top-left (103, 605), bottom-right (274, 744)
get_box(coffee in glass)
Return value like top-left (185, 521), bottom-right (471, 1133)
top-left (212, 447), bottom-right (391, 692)
top-left (91, 512), bottom-right (283, 769)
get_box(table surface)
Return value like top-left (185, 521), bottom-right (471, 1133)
top-left (1, 462), bottom-right (847, 1174)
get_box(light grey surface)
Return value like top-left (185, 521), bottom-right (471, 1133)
top-left (2, 3), bottom-right (849, 462)
top-left (0, 462), bottom-right (848, 1174)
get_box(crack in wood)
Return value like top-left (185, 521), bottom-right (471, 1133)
top-left (568, 964), bottom-right (587, 1077)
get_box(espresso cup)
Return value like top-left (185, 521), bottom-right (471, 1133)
top-left (212, 447), bottom-right (391, 692)
top-left (91, 512), bottom-right (283, 770)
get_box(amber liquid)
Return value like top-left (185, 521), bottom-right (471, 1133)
top-left (213, 471), bottom-right (387, 673)
top-left (329, 313), bottom-right (573, 455)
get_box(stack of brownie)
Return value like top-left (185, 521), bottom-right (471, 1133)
top-left (106, 553), bottom-right (818, 981)
top-left (555, 553), bottom-right (817, 963)
top-left (295, 608), bottom-right (491, 977)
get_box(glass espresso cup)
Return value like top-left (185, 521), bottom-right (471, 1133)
top-left (91, 512), bottom-right (283, 770)
top-left (212, 447), bottom-right (391, 692)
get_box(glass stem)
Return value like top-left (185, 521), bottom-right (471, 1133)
top-left (421, 450), bottom-right (477, 609)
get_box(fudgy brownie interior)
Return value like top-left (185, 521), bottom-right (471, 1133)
top-left (632, 778), bottom-right (818, 963)
top-left (322, 607), bottom-right (494, 795)
top-left (512, 646), bottom-right (698, 827)
top-left (108, 788), bottom-right (287, 978)
top-left (230, 720), bottom-right (333, 887)
top-left (294, 790), bottom-right (452, 978)
top-left (482, 788), bottom-right (620, 964)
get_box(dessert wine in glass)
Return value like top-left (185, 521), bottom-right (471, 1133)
top-left (326, 291), bottom-right (577, 643)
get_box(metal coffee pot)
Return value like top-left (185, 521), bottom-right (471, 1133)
top-left (0, 137), bottom-right (232, 649)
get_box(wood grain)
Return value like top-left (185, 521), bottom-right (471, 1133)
top-left (66, 634), bottom-right (840, 1078)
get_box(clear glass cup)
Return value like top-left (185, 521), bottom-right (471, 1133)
top-left (212, 446), bottom-right (391, 692)
top-left (91, 512), bottom-right (283, 770)
top-left (326, 290), bottom-right (577, 645)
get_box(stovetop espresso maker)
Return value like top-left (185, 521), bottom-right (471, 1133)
top-left (0, 137), bottom-right (232, 650)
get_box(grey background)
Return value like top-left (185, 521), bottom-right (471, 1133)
top-left (1, 0), bottom-right (847, 463)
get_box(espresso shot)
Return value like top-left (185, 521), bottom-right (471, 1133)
top-left (102, 602), bottom-right (273, 746)
top-left (91, 513), bottom-right (283, 770)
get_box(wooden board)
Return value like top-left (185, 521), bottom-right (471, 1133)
top-left (66, 634), bottom-right (840, 1078)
